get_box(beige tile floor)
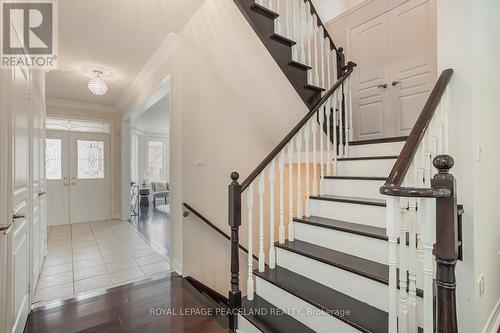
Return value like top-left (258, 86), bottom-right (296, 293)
top-left (34, 220), bottom-right (171, 304)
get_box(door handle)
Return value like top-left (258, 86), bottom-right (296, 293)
top-left (71, 177), bottom-right (76, 186)
top-left (63, 177), bottom-right (68, 186)
top-left (392, 80), bottom-right (401, 86)
top-left (377, 83), bottom-right (388, 89)
top-left (13, 213), bottom-right (26, 220)
top-left (38, 191), bottom-right (47, 197)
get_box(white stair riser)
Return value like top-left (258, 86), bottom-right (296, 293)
top-left (276, 249), bottom-right (425, 327)
top-left (348, 142), bottom-right (404, 157)
top-left (255, 277), bottom-right (359, 333)
top-left (335, 159), bottom-right (396, 178)
top-left (237, 315), bottom-right (263, 333)
top-left (295, 222), bottom-right (389, 264)
top-left (322, 179), bottom-right (385, 200)
top-left (309, 199), bottom-right (386, 228)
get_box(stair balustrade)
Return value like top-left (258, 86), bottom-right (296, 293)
top-left (380, 68), bottom-right (458, 333)
top-left (227, 62), bottom-right (355, 330)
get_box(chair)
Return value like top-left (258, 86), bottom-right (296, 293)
top-left (151, 182), bottom-right (169, 208)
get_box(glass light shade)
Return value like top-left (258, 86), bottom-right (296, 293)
top-left (88, 75), bottom-right (108, 95)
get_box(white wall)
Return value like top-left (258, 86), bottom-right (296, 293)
top-left (311, 0), bottom-right (368, 23)
top-left (121, 0), bottom-right (308, 292)
top-left (438, 0), bottom-right (500, 332)
top-left (46, 100), bottom-right (122, 219)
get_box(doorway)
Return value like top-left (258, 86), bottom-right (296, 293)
top-left (46, 123), bottom-right (111, 225)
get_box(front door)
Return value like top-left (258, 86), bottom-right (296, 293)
top-left (46, 130), bottom-right (111, 225)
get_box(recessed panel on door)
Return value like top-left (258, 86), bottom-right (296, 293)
top-left (46, 132), bottom-right (70, 226)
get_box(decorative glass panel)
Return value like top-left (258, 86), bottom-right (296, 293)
top-left (148, 141), bottom-right (164, 182)
top-left (77, 140), bottom-right (105, 179)
top-left (46, 138), bottom-right (62, 180)
top-left (46, 117), bottom-right (111, 134)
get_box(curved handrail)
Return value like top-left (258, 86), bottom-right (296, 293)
top-left (182, 202), bottom-right (259, 262)
top-left (241, 62), bottom-right (356, 191)
top-left (380, 68), bottom-right (454, 198)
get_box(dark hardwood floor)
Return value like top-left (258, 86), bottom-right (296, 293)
top-left (130, 203), bottom-right (171, 259)
top-left (25, 273), bottom-right (231, 333)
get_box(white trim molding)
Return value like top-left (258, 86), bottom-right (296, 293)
top-left (46, 98), bottom-right (120, 113)
top-left (482, 298), bottom-right (500, 333)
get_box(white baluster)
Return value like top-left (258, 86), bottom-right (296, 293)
top-left (291, 0), bottom-right (298, 60)
top-left (319, 108), bottom-right (325, 193)
top-left (284, 0), bottom-right (291, 40)
top-left (312, 116), bottom-right (318, 196)
top-left (305, 1), bottom-right (312, 68)
top-left (325, 37), bottom-right (332, 91)
top-left (326, 101), bottom-right (332, 176)
top-left (399, 196), bottom-right (409, 333)
top-left (296, 130), bottom-right (303, 217)
top-left (325, 40), bottom-right (331, 93)
top-left (338, 85), bottom-right (344, 157)
top-left (279, 150), bottom-right (285, 244)
top-left (420, 197), bottom-right (436, 333)
top-left (408, 167), bottom-right (418, 332)
top-left (258, 173), bottom-right (265, 272)
top-left (332, 49), bottom-right (338, 85)
top-left (269, 159), bottom-right (276, 269)
top-left (246, 183), bottom-right (254, 300)
top-left (288, 141), bottom-right (295, 241)
top-left (305, 121), bottom-right (311, 217)
top-left (313, 17), bottom-right (320, 86)
top-left (319, 27), bottom-right (325, 89)
top-left (299, 0), bottom-right (306, 63)
top-left (346, 78), bottom-right (353, 157)
top-left (387, 197), bottom-right (401, 333)
top-left (332, 93), bottom-right (338, 173)
top-left (442, 87), bottom-right (450, 154)
top-left (274, 0), bottom-right (281, 35)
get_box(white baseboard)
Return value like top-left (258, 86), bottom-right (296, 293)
top-left (483, 298), bottom-right (500, 333)
top-left (171, 258), bottom-right (182, 275)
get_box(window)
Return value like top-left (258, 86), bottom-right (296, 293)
top-left (46, 138), bottom-right (62, 180)
top-left (148, 141), bottom-right (164, 182)
top-left (77, 140), bottom-right (105, 179)
top-left (46, 117), bottom-right (111, 134)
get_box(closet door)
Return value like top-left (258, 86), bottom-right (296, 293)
top-left (349, 14), bottom-right (391, 141)
top-left (389, 0), bottom-right (436, 136)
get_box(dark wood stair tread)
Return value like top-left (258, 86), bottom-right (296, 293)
top-left (275, 240), bottom-right (427, 298)
top-left (349, 136), bottom-right (408, 146)
top-left (324, 176), bottom-right (387, 181)
top-left (289, 60), bottom-right (311, 70)
top-left (309, 195), bottom-right (386, 207)
top-left (294, 216), bottom-right (387, 241)
top-left (304, 83), bottom-right (326, 92)
top-left (254, 266), bottom-right (389, 333)
top-left (271, 33), bottom-right (296, 46)
top-left (250, 3), bottom-right (279, 19)
top-left (337, 155), bottom-right (399, 161)
top-left (241, 295), bottom-right (315, 333)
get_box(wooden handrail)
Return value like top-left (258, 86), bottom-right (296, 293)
top-left (240, 62), bottom-right (356, 191)
top-left (182, 202), bottom-right (259, 262)
top-left (380, 68), bottom-right (454, 198)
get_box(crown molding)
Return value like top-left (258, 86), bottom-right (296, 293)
top-left (46, 98), bottom-right (120, 113)
top-left (118, 32), bottom-right (181, 113)
top-left (324, 0), bottom-right (374, 25)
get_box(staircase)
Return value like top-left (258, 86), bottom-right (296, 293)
top-left (220, 1), bottom-right (460, 333)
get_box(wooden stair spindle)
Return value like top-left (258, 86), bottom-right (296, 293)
top-left (432, 155), bottom-right (459, 333)
top-left (246, 182), bottom-right (254, 300)
top-left (288, 140), bottom-right (295, 241)
top-left (268, 159), bottom-right (276, 269)
top-left (228, 172), bottom-right (242, 330)
top-left (258, 172), bottom-right (266, 272)
top-left (278, 150), bottom-right (286, 244)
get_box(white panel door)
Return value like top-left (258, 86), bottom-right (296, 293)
top-left (389, 0), bottom-right (436, 136)
top-left (30, 73), bottom-right (47, 291)
top-left (349, 15), bottom-right (391, 140)
top-left (46, 131), bottom-right (70, 226)
top-left (69, 132), bottom-right (111, 224)
top-left (10, 66), bottom-right (31, 333)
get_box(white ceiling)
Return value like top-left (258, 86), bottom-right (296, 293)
top-left (132, 95), bottom-right (170, 135)
top-left (46, 0), bottom-right (205, 107)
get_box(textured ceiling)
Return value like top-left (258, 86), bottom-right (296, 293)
top-left (46, 0), bottom-right (205, 107)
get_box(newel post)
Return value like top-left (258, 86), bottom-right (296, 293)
top-left (431, 155), bottom-right (459, 333)
top-left (228, 172), bottom-right (242, 330)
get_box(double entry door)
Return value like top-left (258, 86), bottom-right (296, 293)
top-left (46, 130), bottom-right (111, 225)
top-left (349, 0), bottom-right (437, 140)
